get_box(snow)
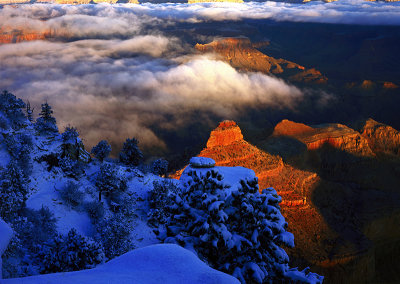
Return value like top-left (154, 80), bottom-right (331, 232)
top-left (180, 164), bottom-right (256, 195)
top-left (3, 244), bottom-right (240, 284)
top-left (0, 218), bottom-right (12, 256)
top-left (27, 174), bottom-right (93, 236)
top-left (190, 157), bottom-right (216, 168)
top-left (0, 218), bottom-right (13, 279)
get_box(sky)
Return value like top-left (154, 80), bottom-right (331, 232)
top-left (1, 1), bottom-right (399, 154)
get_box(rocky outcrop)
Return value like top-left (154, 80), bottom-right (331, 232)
top-left (174, 119), bottom-right (400, 283)
top-left (273, 119), bottom-right (314, 137)
top-left (272, 120), bottom-right (375, 157)
top-left (346, 80), bottom-right (399, 95)
top-left (383, 82), bottom-right (399, 89)
top-left (0, 28), bottom-right (50, 44)
top-left (360, 118), bottom-right (400, 156)
top-left (195, 37), bottom-right (327, 84)
top-left (173, 120), bottom-right (320, 211)
top-left (206, 120), bottom-right (243, 148)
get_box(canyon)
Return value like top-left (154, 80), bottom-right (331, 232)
top-left (173, 119), bottom-right (400, 283)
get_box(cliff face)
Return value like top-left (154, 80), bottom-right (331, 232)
top-left (206, 120), bottom-right (243, 148)
top-left (0, 28), bottom-right (50, 44)
top-left (360, 118), bottom-right (400, 156)
top-left (173, 121), bottom-right (333, 273)
top-left (195, 37), bottom-right (327, 84)
top-left (272, 119), bottom-right (375, 157)
top-left (174, 119), bottom-right (400, 283)
top-left (175, 120), bottom-right (317, 207)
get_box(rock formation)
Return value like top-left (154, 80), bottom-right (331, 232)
top-left (195, 37), bottom-right (328, 84)
top-left (172, 121), bottom-right (332, 276)
top-left (360, 118), bottom-right (400, 157)
top-left (173, 119), bottom-right (400, 283)
top-left (272, 119), bottom-right (375, 157)
top-left (0, 28), bottom-right (50, 44)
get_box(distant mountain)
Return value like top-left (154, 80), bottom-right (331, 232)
top-left (195, 37), bottom-right (328, 84)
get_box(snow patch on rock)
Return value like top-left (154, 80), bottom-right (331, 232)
top-left (189, 157), bottom-right (216, 168)
top-left (181, 159), bottom-right (256, 195)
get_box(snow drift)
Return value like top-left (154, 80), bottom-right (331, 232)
top-left (2, 244), bottom-right (240, 284)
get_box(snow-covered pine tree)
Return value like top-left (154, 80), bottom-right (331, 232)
top-left (119, 137), bottom-right (143, 167)
top-left (4, 133), bottom-right (33, 176)
top-left (0, 162), bottom-right (28, 222)
top-left (59, 157), bottom-right (85, 180)
top-left (95, 163), bottom-right (127, 201)
top-left (59, 182), bottom-right (84, 208)
top-left (95, 213), bottom-right (135, 259)
top-left (91, 140), bottom-right (111, 162)
top-left (162, 168), bottom-right (323, 284)
top-left (34, 102), bottom-right (58, 135)
top-left (147, 180), bottom-right (180, 227)
top-left (84, 200), bottom-right (105, 223)
top-left (61, 126), bottom-right (80, 159)
top-left (2, 207), bottom-right (58, 278)
top-left (38, 228), bottom-right (105, 273)
top-left (0, 90), bottom-right (26, 130)
top-left (150, 158), bottom-right (169, 177)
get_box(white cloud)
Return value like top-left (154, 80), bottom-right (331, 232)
top-left (2, 0), bottom-right (393, 152)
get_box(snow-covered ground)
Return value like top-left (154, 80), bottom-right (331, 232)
top-left (0, 218), bottom-right (13, 279)
top-left (2, 244), bottom-right (239, 284)
top-left (0, 99), bottom-right (323, 283)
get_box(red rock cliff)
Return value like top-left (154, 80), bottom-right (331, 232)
top-left (361, 118), bottom-right (400, 156)
top-left (195, 37), bottom-right (327, 84)
top-left (273, 120), bottom-right (375, 157)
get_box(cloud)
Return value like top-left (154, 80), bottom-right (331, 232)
top-left (4, 1), bottom-right (393, 154)
top-left (134, 0), bottom-right (400, 25)
top-left (0, 33), bottom-right (303, 152)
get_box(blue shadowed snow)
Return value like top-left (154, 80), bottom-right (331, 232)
top-left (3, 244), bottom-right (240, 284)
top-left (0, 218), bottom-right (13, 279)
top-left (181, 163), bottom-right (256, 195)
top-left (189, 157), bottom-right (216, 168)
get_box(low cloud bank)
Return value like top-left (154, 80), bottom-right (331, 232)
top-left (0, 36), bottom-right (303, 151)
top-left (2, 1), bottom-right (390, 152)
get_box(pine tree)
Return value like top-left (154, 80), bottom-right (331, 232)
top-left (61, 126), bottom-right (80, 160)
top-left (91, 140), bottom-right (111, 162)
top-left (0, 90), bottom-right (26, 129)
top-left (119, 137), bottom-right (143, 167)
top-left (0, 162), bottom-right (28, 221)
top-left (26, 101), bottom-right (34, 123)
top-left (39, 102), bottom-right (55, 123)
top-left (34, 101), bottom-right (58, 135)
top-left (95, 213), bottom-right (134, 259)
top-left (95, 163), bottom-right (127, 201)
top-left (162, 169), bottom-right (323, 283)
top-left (150, 158), bottom-right (169, 176)
top-left (38, 228), bottom-right (105, 273)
